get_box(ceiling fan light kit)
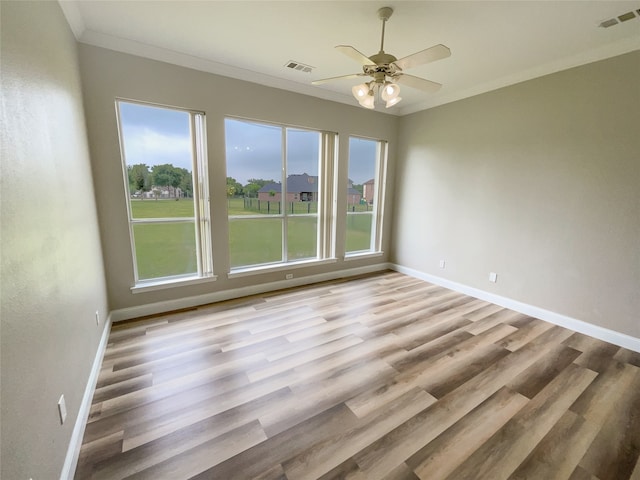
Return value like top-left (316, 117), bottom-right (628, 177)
top-left (312, 6), bottom-right (451, 110)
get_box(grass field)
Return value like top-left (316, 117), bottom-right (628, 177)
top-left (130, 198), bottom-right (194, 218)
top-left (229, 217), bottom-right (318, 268)
top-left (133, 222), bottom-right (197, 279)
top-left (130, 198), bottom-right (372, 279)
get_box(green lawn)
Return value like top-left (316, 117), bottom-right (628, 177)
top-left (228, 216), bottom-right (318, 268)
top-left (345, 213), bottom-right (373, 253)
top-left (130, 198), bottom-right (194, 218)
top-left (133, 222), bottom-right (197, 279)
top-left (131, 198), bottom-right (373, 279)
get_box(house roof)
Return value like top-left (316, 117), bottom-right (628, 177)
top-left (258, 173), bottom-right (363, 196)
top-left (258, 173), bottom-right (318, 194)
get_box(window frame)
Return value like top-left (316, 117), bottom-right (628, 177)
top-left (115, 98), bottom-right (215, 291)
top-left (345, 136), bottom-right (388, 258)
top-left (225, 117), bottom-right (337, 275)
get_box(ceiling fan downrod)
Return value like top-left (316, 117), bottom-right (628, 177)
top-left (377, 7), bottom-right (393, 54)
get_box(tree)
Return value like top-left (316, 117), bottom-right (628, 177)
top-left (226, 177), bottom-right (243, 198)
top-left (244, 178), bottom-right (275, 198)
top-left (151, 164), bottom-right (183, 198)
top-left (128, 164), bottom-right (151, 196)
top-left (177, 168), bottom-right (193, 198)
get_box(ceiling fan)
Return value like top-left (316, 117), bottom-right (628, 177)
top-left (312, 6), bottom-right (451, 109)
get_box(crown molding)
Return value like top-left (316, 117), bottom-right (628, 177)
top-left (399, 36), bottom-right (640, 116)
top-left (58, 0), bottom-right (85, 39)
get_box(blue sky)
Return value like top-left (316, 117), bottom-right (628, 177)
top-left (119, 101), bottom-right (377, 186)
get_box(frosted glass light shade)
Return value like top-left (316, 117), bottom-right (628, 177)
top-left (352, 83), bottom-right (369, 100)
top-left (381, 83), bottom-right (400, 101)
top-left (385, 96), bottom-right (402, 108)
top-left (359, 93), bottom-right (375, 109)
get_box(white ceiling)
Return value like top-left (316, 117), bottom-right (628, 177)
top-left (60, 1), bottom-right (640, 116)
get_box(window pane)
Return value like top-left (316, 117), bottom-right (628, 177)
top-left (229, 218), bottom-right (283, 268)
top-left (225, 120), bottom-right (326, 270)
top-left (288, 216), bottom-right (317, 261)
top-left (117, 101), bottom-right (212, 284)
top-left (346, 137), bottom-right (376, 213)
top-left (346, 214), bottom-right (373, 253)
top-left (346, 137), bottom-right (378, 254)
top-left (225, 119), bottom-right (282, 215)
top-left (286, 128), bottom-right (320, 206)
top-left (286, 128), bottom-right (320, 261)
top-left (119, 102), bottom-right (194, 218)
top-left (133, 222), bottom-right (197, 279)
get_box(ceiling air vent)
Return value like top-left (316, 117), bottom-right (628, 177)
top-left (598, 9), bottom-right (639, 27)
top-left (618, 11), bottom-right (637, 22)
top-left (285, 60), bottom-right (314, 73)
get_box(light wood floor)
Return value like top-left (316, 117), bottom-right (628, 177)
top-left (74, 271), bottom-right (640, 480)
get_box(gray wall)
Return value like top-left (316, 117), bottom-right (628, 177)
top-left (392, 51), bottom-right (640, 338)
top-left (0, 1), bottom-right (109, 479)
top-left (78, 44), bottom-right (397, 312)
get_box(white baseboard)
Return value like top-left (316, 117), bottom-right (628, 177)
top-left (59, 314), bottom-right (113, 480)
top-left (391, 263), bottom-right (640, 353)
top-left (111, 263), bottom-right (392, 322)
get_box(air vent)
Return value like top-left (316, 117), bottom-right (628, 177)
top-left (618, 11), bottom-right (636, 22)
top-left (285, 60), bottom-right (314, 73)
top-left (599, 18), bottom-right (619, 28)
top-left (598, 9), bottom-right (639, 27)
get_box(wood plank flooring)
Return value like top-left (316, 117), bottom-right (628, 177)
top-left (74, 271), bottom-right (640, 480)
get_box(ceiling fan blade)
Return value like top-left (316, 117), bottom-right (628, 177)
top-left (393, 44), bottom-right (451, 71)
top-left (312, 73), bottom-right (366, 85)
top-left (394, 73), bottom-right (442, 93)
top-left (335, 45), bottom-right (374, 66)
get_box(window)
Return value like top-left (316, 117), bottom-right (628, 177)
top-left (345, 137), bottom-right (387, 256)
top-left (116, 100), bottom-right (212, 286)
top-left (225, 118), bottom-right (336, 271)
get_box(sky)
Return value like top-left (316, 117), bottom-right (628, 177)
top-left (119, 101), bottom-right (377, 186)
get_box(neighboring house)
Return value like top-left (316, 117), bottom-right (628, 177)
top-left (258, 173), bottom-right (362, 204)
top-left (346, 187), bottom-right (361, 205)
top-left (138, 186), bottom-right (183, 199)
top-left (363, 179), bottom-right (375, 204)
top-left (346, 178), bottom-right (362, 205)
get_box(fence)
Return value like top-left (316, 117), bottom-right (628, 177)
top-left (242, 198), bottom-right (372, 214)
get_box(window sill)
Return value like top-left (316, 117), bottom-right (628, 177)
top-left (344, 251), bottom-right (384, 261)
top-left (131, 274), bottom-right (217, 294)
top-left (228, 258), bottom-right (338, 279)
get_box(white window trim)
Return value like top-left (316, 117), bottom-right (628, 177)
top-left (131, 274), bottom-right (218, 294)
top-left (343, 251), bottom-right (385, 261)
top-left (227, 257), bottom-right (338, 279)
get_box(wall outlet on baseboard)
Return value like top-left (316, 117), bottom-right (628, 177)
top-left (58, 394), bottom-right (67, 424)
top-left (95, 310), bottom-right (100, 325)
top-left (489, 272), bottom-right (498, 283)
top-left (439, 259), bottom-right (446, 269)
top-left (285, 273), bottom-right (294, 280)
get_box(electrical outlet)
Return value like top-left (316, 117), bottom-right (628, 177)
top-left (439, 259), bottom-right (446, 269)
top-left (489, 272), bottom-right (498, 283)
top-left (95, 310), bottom-right (100, 325)
top-left (58, 395), bottom-right (67, 424)
top-left (285, 273), bottom-right (294, 280)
